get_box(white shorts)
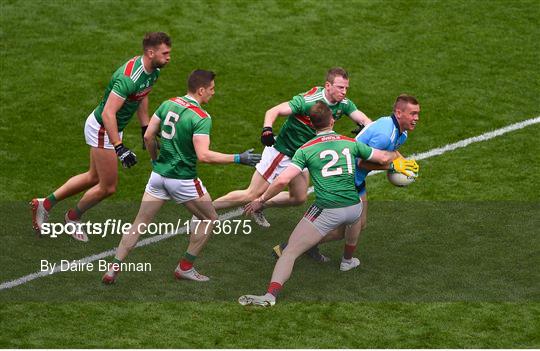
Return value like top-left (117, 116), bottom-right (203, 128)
top-left (84, 112), bottom-right (123, 150)
top-left (255, 146), bottom-right (291, 183)
top-left (302, 202), bottom-right (363, 236)
top-left (145, 171), bottom-right (207, 204)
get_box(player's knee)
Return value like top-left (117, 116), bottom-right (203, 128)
top-left (194, 211), bottom-right (218, 222)
top-left (360, 219), bottom-right (368, 231)
top-left (88, 174), bottom-right (99, 186)
top-left (289, 194), bottom-right (307, 206)
top-left (98, 184), bottom-right (116, 197)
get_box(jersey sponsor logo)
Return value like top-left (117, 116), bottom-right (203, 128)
top-left (123, 56), bottom-right (139, 77)
top-left (335, 109), bottom-right (343, 118)
top-left (169, 97), bottom-right (209, 118)
top-left (300, 134), bottom-right (355, 149)
top-left (128, 87), bottom-right (152, 101)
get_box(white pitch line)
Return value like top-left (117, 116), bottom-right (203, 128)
top-left (1, 116), bottom-right (539, 291)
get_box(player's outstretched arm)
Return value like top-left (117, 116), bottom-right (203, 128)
top-left (244, 165), bottom-right (301, 214)
top-left (193, 135), bottom-right (261, 166)
top-left (144, 115), bottom-right (161, 161)
top-left (368, 149), bottom-right (399, 165)
top-left (358, 150), bottom-right (405, 171)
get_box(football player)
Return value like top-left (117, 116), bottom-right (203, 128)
top-left (238, 102), bottom-right (416, 306)
top-left (31, 32), bottom-right (172, 242)
top-left (213, 67), bottom-right (372, 261)
top-left (102, 69), bottom-right (260, 283)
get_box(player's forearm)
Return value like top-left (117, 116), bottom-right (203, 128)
top-left (263, 110), bottom-right (280, 128)
top-left (260, 180), bottom-right (287, 204)
top-left (358, 160), bottom-right (390, 171)
top-left (369, 150), bottom-right (399, 165)
top-left (198, 150), bottom-right (235, 164)
top-left (102, 112), bottom-right (121, 145)
top-left (350, 110), bottom-right (372, 126)
top-left (144, 135), bottom-right (158, 160)
top-left (137, 97), bottom-right (150, 127)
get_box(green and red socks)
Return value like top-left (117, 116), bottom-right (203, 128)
top-left (43, 193), bottom-right (57, 211)
top-left (267, 281), bottom-right (282, 298)
top-left (67, 206), bottom-right (84, 221)
top-left (343, 244), bottom-right (356, 260)
top-left (179, 252), bottom-right (197, 271)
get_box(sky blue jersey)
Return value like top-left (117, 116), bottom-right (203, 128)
top-left (354, 115), bottom-right (408, 191)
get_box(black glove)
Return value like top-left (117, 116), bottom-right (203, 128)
top-left (261, 127), bottom-right (275, 146)
top-left (114, 143), bottom-right (137, 168)
top-left (141, 126), bottom-right (148, 150)
top-left (351, 123), bottom-right (364, 135)
top-left (237, 148), bottom-right (262, 167)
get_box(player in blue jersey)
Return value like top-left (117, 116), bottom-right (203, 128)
top-left (335, 94), bottom-right (420, 270)
top-left (272, 94), bottom-right (420, 270)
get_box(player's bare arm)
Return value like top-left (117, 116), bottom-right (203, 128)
top-left (101, 93), bottom-right (125, 146)
top-left (261, 102), bottom-right (294, 146)
top-left (144, 115), bottom-right (161, 161)
top-left (193, 135), bottom-right (235, 164)
top-left (368, 149), bottom-right (399, 165)
top-left (138, 96), bottom-right (151, 149)
top-left (137, 95), bottom-right (150, 127)
top-left (263, 102), bottom-right (293, 127)
top-left (358, 150), bottom-right (404, 171)
top-left (349, 109), bottom-right (372, 126)
top-left (244, 165), bottom-right (301, 214)
top-left (194, 135), bottom-right (261, 166)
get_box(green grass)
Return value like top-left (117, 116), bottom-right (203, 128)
top-left (1, 0), bottom-right (539, 348)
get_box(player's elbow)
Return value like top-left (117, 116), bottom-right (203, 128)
top-left (197, 152), bottom-right (211, 163)
top-left (143, 134), bottom-right (154, 145)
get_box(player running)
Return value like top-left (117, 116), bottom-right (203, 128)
top-left (238, 102), bottom-right (417, 307)
top-left (272, 95), bottom-right (421, 269)
top-left (102, 69), bottom-right (261, 283)
top-left (213, 67), bottom-right (372, 261)
top-left (30, 32), bottom-right (172, 242)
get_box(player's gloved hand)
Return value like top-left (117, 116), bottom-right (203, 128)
top-left (351, 123), bottom-right (364, 135)
top-left (261, 127), bottom-right (275, 146)
top-left (235, 148), bottom-right (262, 167)
top-left (141, 126), bottom-right (148, 150)
top-left (114, 143), bottom-right (137, 168)
top-left (390, 157), bottom-right (419, 176)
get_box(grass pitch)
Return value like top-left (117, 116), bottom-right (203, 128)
top-left (1, 0), bottom-right (539, 348)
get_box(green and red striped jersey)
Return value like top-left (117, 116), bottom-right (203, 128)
top-left (274, 86), bottom-right (358, 157)
top-left (152, 95), bottom-right (212, 180)
top-left (94, 56), bottom-right (160, 131)
top-left (291, 131), bottom-right (372, 208)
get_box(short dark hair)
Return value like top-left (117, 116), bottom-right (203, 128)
top-left (326, 67), bottom-right (349, 84)
top-left (309, 102), bottom-right (333, 130)
top-left (394, 94), bottom-right (419, 112)
top-left (187, 69), bottom-right (216, 93)
top-left (143, 32), bottom-right (171, 50)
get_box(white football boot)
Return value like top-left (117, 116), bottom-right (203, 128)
top-left (102, 267), bottom-right (120, 284)
top-left (251, 210), bottom-right (271, 228)
top-left (174, 266), bottom-right (210, 282)
top-left (30, 198), bottom-right (49, 236)
top-left (340, 257), bottom-right (360, 272)
top-left (64, 211), bottom-right (89, 242)
top-left (238, 293), bottom-right (276, 307)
